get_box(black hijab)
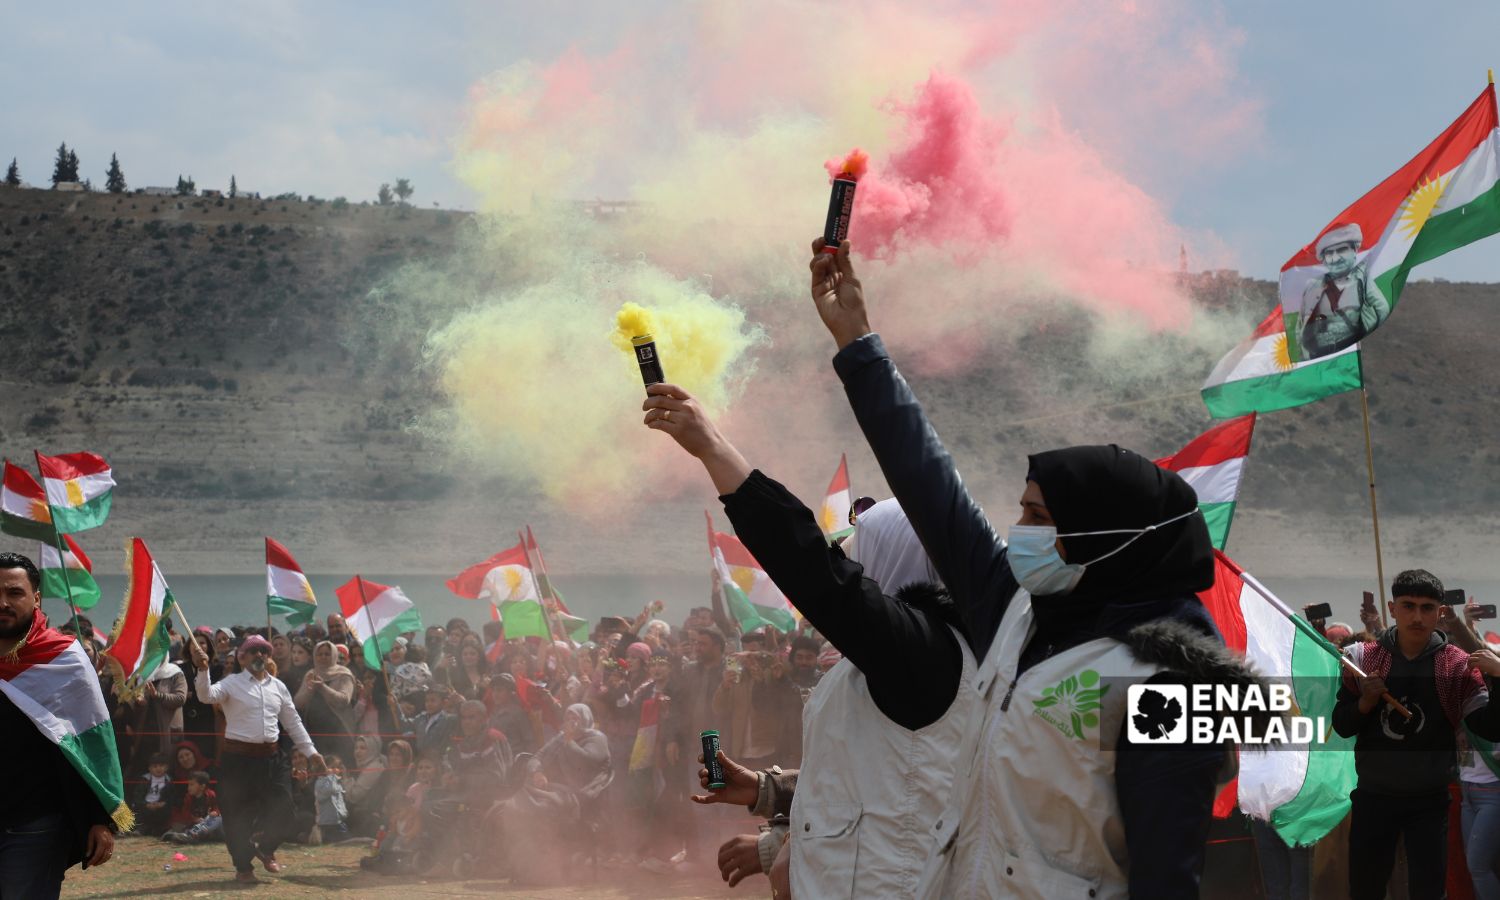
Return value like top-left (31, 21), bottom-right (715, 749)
top-left (1020, 445), bottom-right (1215, 657)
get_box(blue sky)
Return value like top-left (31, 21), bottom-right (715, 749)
top-left (4, 1), bottom-right (1498, 282)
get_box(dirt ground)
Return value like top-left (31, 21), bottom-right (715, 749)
top-left (61, 835), bottom-right (741, 899)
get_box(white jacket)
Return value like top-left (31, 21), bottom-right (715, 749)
top-left (924, 592), bottom-right (1165, 900)
top-left (789, 624), bottom-right (978, 899)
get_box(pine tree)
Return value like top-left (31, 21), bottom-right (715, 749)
top-left (4, 158), bottom-right (18, 187)
top-left (175, 174), bottom-right (196, 196)
top-left (105, 153), bottom-right (126, 193)
top-left (394, 178), bottom-right (413, 205)
top-left (377, 183), bottom-right (393, 206)
top-left (66, 150), bottom-right (80, 182)
top-left (51, 142), bottom-right (70, 186)
top-left (229, 175), bottom-right (238, 198)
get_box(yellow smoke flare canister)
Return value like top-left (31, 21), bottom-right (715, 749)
top-left (632, 333), bottom-right (665, 390)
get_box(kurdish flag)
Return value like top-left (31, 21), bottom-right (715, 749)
top-left (266, 538), bottom-right (317, 626)
top-left (39, 534), bottom-right (101, 610)
top-left (818, 454), bottom-right (854, 542)
top-left (1, 459), bottom-right (56, 541)
top-left (337, 577), bottom-right (423, 670)
top-left (1204, 83), bottom-right (1500, 418)
top-left (36, 451), bottom-right (115, 534)
top-left (103, 539), bottom-right (178, 697)
top-left (1196, 550), bottom-right (1355, 846)
top-left (1155, 415), bottom-right (1255, 550)
top-left (1281, 83), bottom-right (1500, 363)
top-left (0, 609), bottom-right (132, 830)
top-left (1201, 304), bottom-right (1364, 419)
top-left (707, 511), bottom-right (797, 634)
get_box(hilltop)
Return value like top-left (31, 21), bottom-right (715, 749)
top-left (1, 185), bottom-right (1497, 590)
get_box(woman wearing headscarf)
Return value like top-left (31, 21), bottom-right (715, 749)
top-left (345, 734), bottom-right (389, 837)
top-left (783, 238), bottom-right (1266, 898)
top-left (645, 399), bottom-right (978, 897)
top-left (538, 703), bottom-right (612, 801)
top-left (295, 641), bottom-right (356, 765)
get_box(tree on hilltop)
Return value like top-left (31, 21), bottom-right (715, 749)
top-left (230, 175), bottom-right (238, 198)
top-left (105, 153), bottom-right (126, 193)
top-left (51, 142), bottom-right (79, 185)
top-left (4, 158), bottom-right (18, 186)
top-left (175, 174), bottom-right (196, 196)
top-left (377, 183), bottom-right (393, 206)
top-left (394, 178), bottom-right (413, 205)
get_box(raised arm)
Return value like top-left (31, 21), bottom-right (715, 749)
top-left (809, 238), bottom-right (1014, 658)
top-left (189, 642), bottom-right (225, 705)
top-left (722, 470), bottom-right (960, 729)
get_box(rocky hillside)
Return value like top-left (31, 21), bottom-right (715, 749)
top-left (1, 184), bottom-right (1496, 588)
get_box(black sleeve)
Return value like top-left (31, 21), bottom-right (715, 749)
top-left (722, 469), bottom-right (961, 731)
top-left (1332, 681), bottom-right (1372, 739)
top-left (1464, 678), bottom-right (1500, 741)
top-left (832, 334), bottom-right (1015, 660)
top-left (1115, 719), bottom-right (1224, 898)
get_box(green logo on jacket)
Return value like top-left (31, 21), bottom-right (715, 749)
top-left (1033, 669), bottom-right (1109, 741)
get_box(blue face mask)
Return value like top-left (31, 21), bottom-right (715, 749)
top-left (1006, 509), bottom-right (1198, 597)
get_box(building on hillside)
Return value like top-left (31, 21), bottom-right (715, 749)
top-left (201, 189), bottom-right (223, 198)
top-left (140, 186), bottom-right (176, 196)
top-left (54, 181), bottom-right (85, 192)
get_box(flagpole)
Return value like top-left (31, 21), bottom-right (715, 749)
top-left (520, 529), bottom-right (568, 646)
top-left (354, 575), bottom-right (397, 703)
top-left (527, 526), bottom-right (578, 650)
top-left (33, 452), bottom-right (84, 638)
top-left (1239, 565), bottom-right (1411, 719)
top-left (1355, 354), bottom-right (1389, 628)
top-left (49, 531), bottom-right (85, 639)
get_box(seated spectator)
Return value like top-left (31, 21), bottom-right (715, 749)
top-left (405, 754), bottom-right (439, 811)
top-left (162, 772), bottom-right (222, 844)
top-left (446, 700), bottom-right (512, 811)
top-left (412, 688), bottom-right (458, 758)
top-left (487, 674), bottom-right (536, 753)
top-left (485, 754), bottom-right (579, 885)
top-left (131, 752), bottom-right (176, 837)
top-left (360, 792), bottom-right (423, 875)
top-left (346, 735), bottom-right (390, 837)
top-left (539, 703), bottom-right (612, 800)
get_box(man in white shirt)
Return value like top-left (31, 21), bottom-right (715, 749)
top-left (191, 634), bottom-right (322, 885)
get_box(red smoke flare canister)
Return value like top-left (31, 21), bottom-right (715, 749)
top-left (822, 148), bottom-right (869, 253)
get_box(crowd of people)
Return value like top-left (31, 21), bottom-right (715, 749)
top-left (54, 594), bottom-right (825, 885)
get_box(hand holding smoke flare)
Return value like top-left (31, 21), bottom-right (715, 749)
top-left (822, 148), bottom-right (868, 254)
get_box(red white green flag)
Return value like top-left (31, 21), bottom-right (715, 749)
top-left (1, 459), bottom-right (55, 541)
top-left (818, 454), bottom-right (854, 542)
top-left (103, 538), bottom-right (178, 698)
top-left (266, 537), bottom-right (317, 626)
top-left (1155, 415), bottom-right (1255, 550)
top-left (38, 534), bottom-right (102, 611)
top-left (337, 577), bottom-right (423, 670)
top-left (1205, 83), bottom-right (1500, 417)
top-left (447, 543), bottom-right (552, 640)
top-left (1196, 550), bottom-right (1355, 846)
top-left (525, 527), bottom-right (588, 642)
top-left (35, 451), bottom-right (115, 534)
top-left (707, 511), bottom-right (797, 634)
top-left (0, 610), bottom-right (132, 830)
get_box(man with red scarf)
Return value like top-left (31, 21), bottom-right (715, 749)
top-left (0, 552), bottom-right (117, 898)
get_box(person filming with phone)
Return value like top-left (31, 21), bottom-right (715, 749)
top-left (1333, 570), bottom-right (1500, 900)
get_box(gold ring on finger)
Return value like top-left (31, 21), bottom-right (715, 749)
top-left (663, 410), bottom-right (672, 422)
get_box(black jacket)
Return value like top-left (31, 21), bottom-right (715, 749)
top-left (833, 332), bottom-right (1235, 899)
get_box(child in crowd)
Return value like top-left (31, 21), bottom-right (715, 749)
top-left (311, 753), bottom-right (349, 843)
top-left (360, 792), bottom-right (424, 875)
top-left (162, 772), bottom-right (222, 843)
top-left (406, 755), bottom-right (439, 811)
top-left (131, 752), bottom-right (175, 837)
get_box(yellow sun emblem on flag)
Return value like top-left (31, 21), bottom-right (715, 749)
top-left (64, 478), bottom-right (85, 507)
top-left (503, 567), bottom-right (524, 601)
top-left (28, 499), bottom-right (53, 523)
top-left (1397, 174), bottom-right (1450, 240)
top-left (1272, 333), bottom-right (1294, 372)
top-left (730, 566), bottom-right (756, 596)
top-left (819, 503), bottom-right (836, 534)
